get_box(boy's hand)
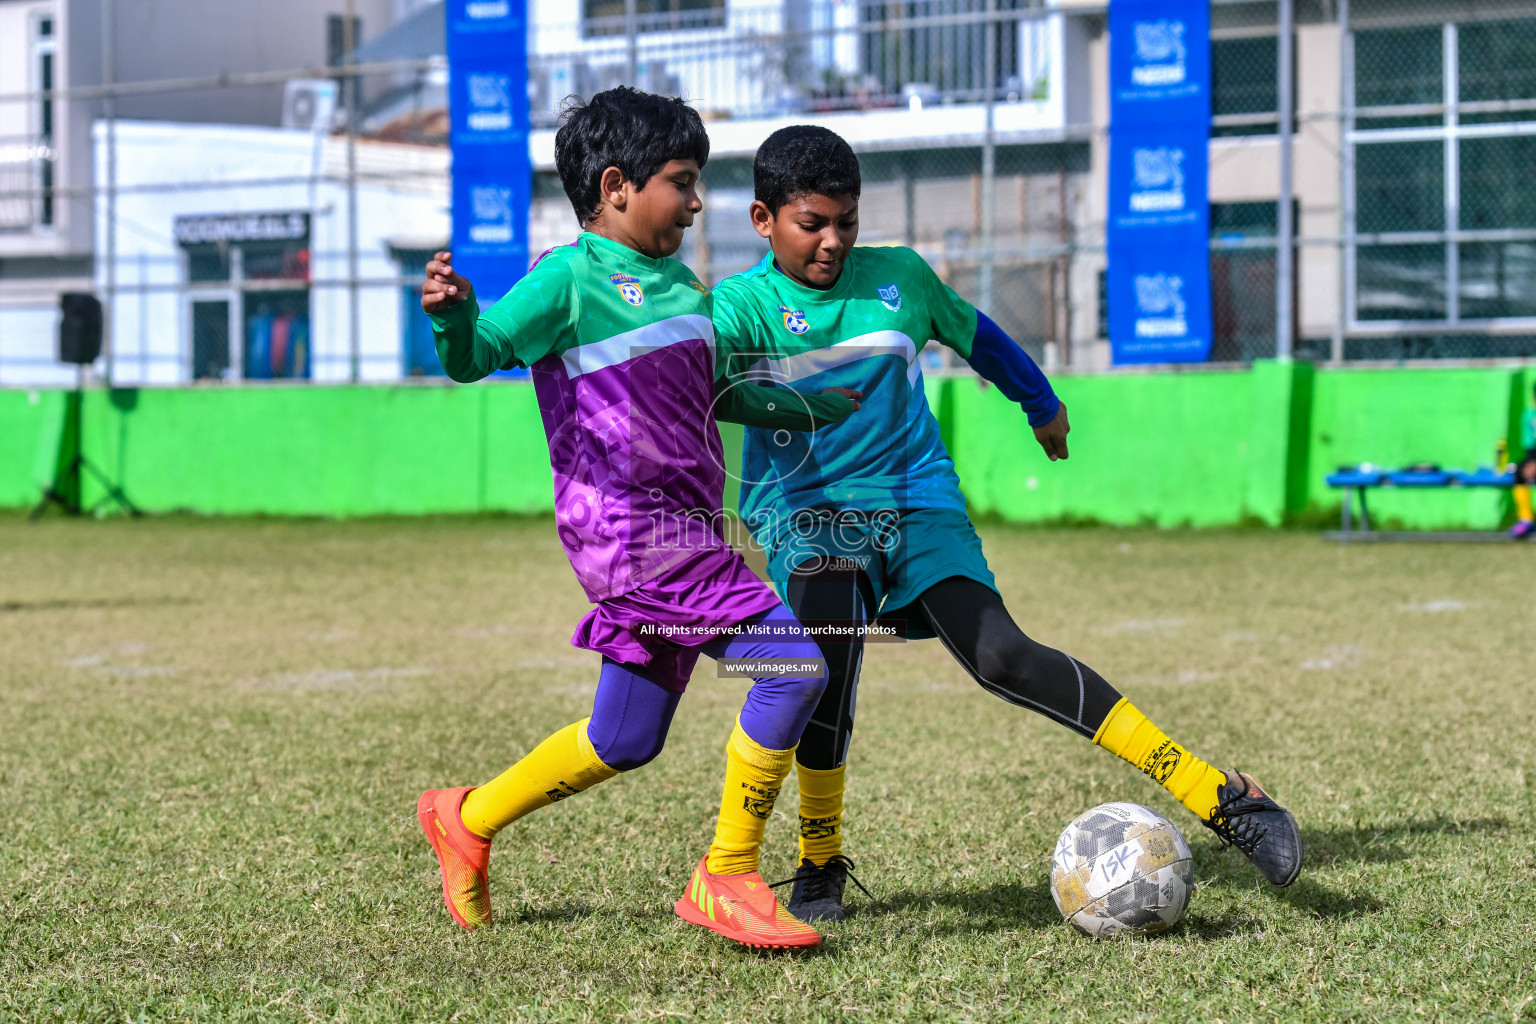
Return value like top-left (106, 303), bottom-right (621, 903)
top-left (1033, 401), bottom-right (1070, 461)
top-left (422, 251), bottom-right (471, 314)
top-left (821, 386), bottom-right (863, 411)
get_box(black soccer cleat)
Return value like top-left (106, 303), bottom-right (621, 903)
top-left (1201, 770), bottom-right (1304, 887)
top-left (772, 854), bottom-right (871, 924)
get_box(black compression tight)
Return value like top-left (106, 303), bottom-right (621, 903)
top-left (788, 568), bottom-right (1124, 772)
top-left (785, 564), bottom-right (876, 771)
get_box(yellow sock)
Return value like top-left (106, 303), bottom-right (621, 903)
top-left (706, 719), bottom-right (796, 875)
top-left (796, 763), bottom-right (846, 867)
top-left (459, 718), bottom-right (618, 839)
top-left (1515, 484), bottom-right (1534, 522)
top-left (1093, 698), bottom-right (1228, 820)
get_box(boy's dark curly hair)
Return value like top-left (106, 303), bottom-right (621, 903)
top-left (554, 86), bottom-right (710, 226)
top-left (753, 125), bottom-right (861, 214)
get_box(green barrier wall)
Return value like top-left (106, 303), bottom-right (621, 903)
top-left (0, 388), bottom-right (66, 509)
top-left (946, 361), bottom-right (1312, 527)
top-left (52, 385), bottom-right (548, 517)
top-left (1303, 367), bottom-right (1519, 530)
top-left (1, 363), bottom-right (1530, 526)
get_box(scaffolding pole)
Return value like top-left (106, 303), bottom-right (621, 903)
top-left (1276, 0), bottom-right (1296, 359)
top-left (979, 0), bottom-right (998, 316)
top-left (345, 0), bottom-right (360, 383)
top-left (102, 0), bottom-right (116, 383)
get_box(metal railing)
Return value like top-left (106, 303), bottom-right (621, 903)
top-left (4, 0), bottom-right (1536, 389)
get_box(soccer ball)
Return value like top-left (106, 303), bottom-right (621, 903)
top-left (1049, 802), bottom-right (1194, 938)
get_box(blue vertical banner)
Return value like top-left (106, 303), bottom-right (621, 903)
top-left (1107, 0), bottom-right (1212, 364)
top-left (447, 0), bottom-right (530, 304)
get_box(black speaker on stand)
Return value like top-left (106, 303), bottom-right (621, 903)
top-left (30, 293), bottom-right (141, 520)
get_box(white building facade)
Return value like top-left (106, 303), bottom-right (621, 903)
top-left (93, 122), bottom-right (448, 386)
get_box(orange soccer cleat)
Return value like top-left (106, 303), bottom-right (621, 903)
top-left (417, 787), bottom-right (492, 929)
top-left (674, 855), bottom-right (822, 949)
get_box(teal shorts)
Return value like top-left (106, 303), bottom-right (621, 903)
top-left (763, 506), bottom-right (997, 641)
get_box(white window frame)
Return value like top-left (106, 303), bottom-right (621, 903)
top-left (1346, 19), bottom-right (1536, 335)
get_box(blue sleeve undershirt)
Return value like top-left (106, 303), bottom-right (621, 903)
top-left (965, 310), bottom-right (1061, 428)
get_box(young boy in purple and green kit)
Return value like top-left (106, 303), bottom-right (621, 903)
top-left (414, 88), bottom-right (861, 949)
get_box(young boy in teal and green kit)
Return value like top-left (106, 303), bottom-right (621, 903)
top-left (708, 125), bottom-right (1305, 924)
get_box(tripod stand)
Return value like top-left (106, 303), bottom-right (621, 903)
top-left (30, 370), bottom-right (141, 520)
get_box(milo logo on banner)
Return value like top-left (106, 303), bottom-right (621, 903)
top-left (1132, 20), bottom-right (1187, 86)
top-left (1130, 147), bottom-right (1186, 213)
top-left (1133, 274), bottom-right (1188, 339)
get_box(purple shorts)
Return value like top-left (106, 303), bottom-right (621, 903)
top-left (570, 548), bottom-right (783, 692)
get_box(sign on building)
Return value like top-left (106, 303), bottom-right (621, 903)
top-left (1106, 0), bottom-right (1212, 364)
top-left (447, 0), bottom-right (530, 304)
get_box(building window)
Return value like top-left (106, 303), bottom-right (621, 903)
top-left (1349, 16), bottom-right (1536, 329)
top-left (327, 14), bottom-right (363, 67)
top-left (859, 0), bottom-right (1026, 106)
top-left (1354, 25), bottom-right (1441, 130)
top-left (1459, 20), bottom-right (1536, 124)
top-left (177, 212), bottom-right (312, 381)
top-left (1211, 36), bottom-right (1279, 137)
top-left (582, 0), bottom-right (725, 38)
top-left (35, 13), bottom-right (56, 228)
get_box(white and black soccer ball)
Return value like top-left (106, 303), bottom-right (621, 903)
top-left (1049, 802), bottom-right (1194, 938)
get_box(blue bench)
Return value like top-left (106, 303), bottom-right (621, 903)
top-left (1325, 465), bottom-right (1516, 540)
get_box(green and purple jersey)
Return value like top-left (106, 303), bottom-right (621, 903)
top-left (431, 233), bottom-right (752, 604)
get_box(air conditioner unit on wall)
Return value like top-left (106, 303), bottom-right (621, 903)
top-left (282, 80), bottom-right (340, 131)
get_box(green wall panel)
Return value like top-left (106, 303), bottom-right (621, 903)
top-left (3, 363), bottom-right (1529, 528)
top-left (1305, 367), bottom-right (1517, 529)
top-left (482, 384), bottom-right (557, 514)
top-left (0, 388), bottom-right (66, 508)
top-left (80, 385), bottom-right (489, 516)
top-left (951, 368), bottom-right (1262, 527)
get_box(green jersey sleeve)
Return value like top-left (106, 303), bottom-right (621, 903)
top-left (708, 280), bottom-right (856, 430)
top-left (713, 378), bottom-right (859, 430)
top-left (429, 258), bottom-right (578, 382)
top-left (708, 283), bottom-right (756, 383)
top-left (1523, 408), bottom-right (1536, 451)
top-left (911, 249), bottom-right (979, 359)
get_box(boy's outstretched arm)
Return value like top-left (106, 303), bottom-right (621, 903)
top-left (422, 251), bottom-right (522, 383)
top-left (713, 378), bottom-right (861, 431)
top-left (966, 310), bottom-right (1070, 461)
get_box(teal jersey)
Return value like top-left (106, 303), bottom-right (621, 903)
top-left (1523, 408), bottom-right (1536, 452)
top-left (713, 246), bottom-right (978, 544)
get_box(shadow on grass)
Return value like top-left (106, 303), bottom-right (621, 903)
top-left (1190, 815), bottom-right (1508, 898)
top-left (1300, 816), bottom-right (1507, 868)
top-left (1180, 912), bottom-right (1267, 940)
top-left (1200, 868), bottom-right (1386, 915)
top-left (0, 595), bottom-right (195, 613)
top-left (864, 880), bottom-right (1062, 934)
top-left (1275, 877), bottom-right (1385, 918)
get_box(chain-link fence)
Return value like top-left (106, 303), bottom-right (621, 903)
top-left (3, 0), bottom-right (1536, 388)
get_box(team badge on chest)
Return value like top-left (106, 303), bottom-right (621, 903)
top-left (778, 305), bottom-right (810, 335)
top-left (610, 273), bottom-right (645, 306)
top-left (877, 283), bottom-right (902, 312)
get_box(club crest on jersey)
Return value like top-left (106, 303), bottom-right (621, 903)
top-left (778, 305), bottom-right (810, 335)
top-left (610, 273), bottom-right (645, 306)
top-left (877, 283), bottom-right (902, 312)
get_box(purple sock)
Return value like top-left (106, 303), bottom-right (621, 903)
top-left (586, 658), bottom-right (682, 771)
top-left (702, 604), bottom-right (828, 750)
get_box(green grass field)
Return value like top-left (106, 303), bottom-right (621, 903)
top-left (2, 512), bottom-right (1533, 1023)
